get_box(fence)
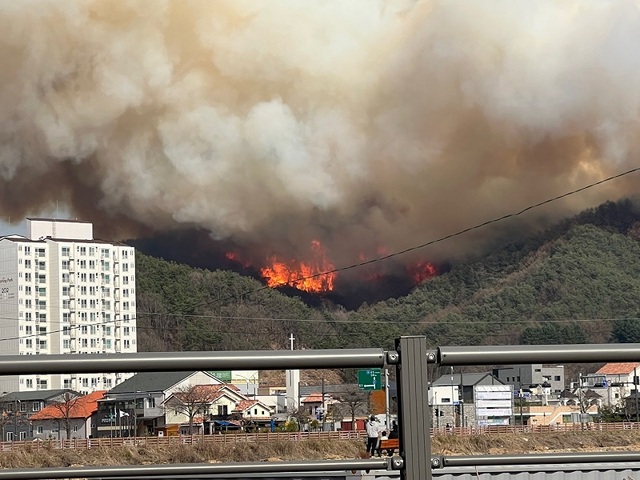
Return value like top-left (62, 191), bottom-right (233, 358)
top-left (0, 339), bottom-right (640, 479)
top-left (0, 430), bottom-right (367, 452)
top-left (2, 421), bottom-right (639, 453)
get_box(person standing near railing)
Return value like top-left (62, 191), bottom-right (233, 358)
top-left (365, 415), bottom-right (379, 457)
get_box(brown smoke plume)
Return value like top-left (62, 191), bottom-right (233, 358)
top-left (1, 1), bottom-right (640, 269)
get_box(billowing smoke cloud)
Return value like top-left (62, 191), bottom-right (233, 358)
top-left (2, 0), bottom-right (640, 272)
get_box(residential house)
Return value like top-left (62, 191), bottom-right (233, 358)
top-left (300, 384), bottom-right (373, 431)
top-left (163, 384), bottom-right (246, 435)
top-left (594, 362), bottom-right (640, 407)
top-left (0, 389), bottom-right (79, 441)
top-left (30, 390), bottom-right (106, 440)
top-left (492, 364), bottom-right (565, 395)
top-left (96, 371), bottom-right (221, 437)
top-left (431, 372), bottom-right (506, 428)
top-left (232, 399), bottom-right (274, 431)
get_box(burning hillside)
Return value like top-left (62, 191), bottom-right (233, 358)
top-left (260, 240), bottom-right (336, 293)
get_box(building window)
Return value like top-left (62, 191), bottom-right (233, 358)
top-left (554, 376), bottom-right (561, 381)
top-left (124, 340), bottom-right (130, 349)
top-left (61, 247), bottom-right (70, 256)
top-left (36, 426), bottom-right (43, 434)
top-left (33, 401), bottom-right (43, 411)
top-left (26, 379), bottom-right (33, 389)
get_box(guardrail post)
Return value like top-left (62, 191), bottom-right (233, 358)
top-left (395, 336), bottom-right (431, 480)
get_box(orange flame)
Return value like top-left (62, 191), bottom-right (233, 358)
top-left (409, 261), bottom-right (437, 284)
top-left (261, 240), bottom-right (336, 293)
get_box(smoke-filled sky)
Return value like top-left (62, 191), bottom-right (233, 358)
top-left (1, 0), bottom-right (640, 269)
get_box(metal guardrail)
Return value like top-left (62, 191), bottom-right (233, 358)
top-left (0, 339), bottom-right (639, 480)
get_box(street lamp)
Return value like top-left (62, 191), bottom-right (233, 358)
top-left (236, 373), bottom-right (259, 398)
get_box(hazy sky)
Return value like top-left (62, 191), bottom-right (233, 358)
top-left (0, 220), bottom-right (25, 237)
top-left (2, 1), bottom-right (640, 268)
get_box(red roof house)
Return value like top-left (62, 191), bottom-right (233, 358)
top-left (30, 390), bottom-right (106, 440)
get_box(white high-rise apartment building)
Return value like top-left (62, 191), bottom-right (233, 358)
top-left (0, 218), bottom-right (136, 394)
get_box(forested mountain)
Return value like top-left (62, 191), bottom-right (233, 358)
top-left (135, 199), bottom-right (640, 356)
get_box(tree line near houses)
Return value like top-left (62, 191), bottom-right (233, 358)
top-left (135, 199), bottom-right (640, 384)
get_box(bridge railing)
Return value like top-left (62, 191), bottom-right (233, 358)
top-left (0, 339), bottom-right (639, 479)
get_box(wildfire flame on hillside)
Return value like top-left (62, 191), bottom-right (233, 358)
top-left (409, 261), bottom-right (438, 284)
top-left (261, 240), bottom-right (337, 293)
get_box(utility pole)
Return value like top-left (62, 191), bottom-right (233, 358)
top-left (384, 368), bottom-right (390, 431)
top-left (578, 373), bottom-right (584, 413)
top-left (450, 366), bottom-right (455, 427)
top-left (460, 371), bottom-right (465, 429)
top-left (635, 367), bottom-right (639, 423)
top-left (321, 378), bottom-right (325, 432)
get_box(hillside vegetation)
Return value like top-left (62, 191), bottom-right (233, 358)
top-left (135, 199), bottom-right (640, 361)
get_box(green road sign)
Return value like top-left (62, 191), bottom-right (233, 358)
top-left (210, 370), bottom-right (232, 382)
top-left (358, 368), bottom-right (382, 390)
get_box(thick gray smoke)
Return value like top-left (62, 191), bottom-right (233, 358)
top-left (1, 0), bottom-right (640, 269)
